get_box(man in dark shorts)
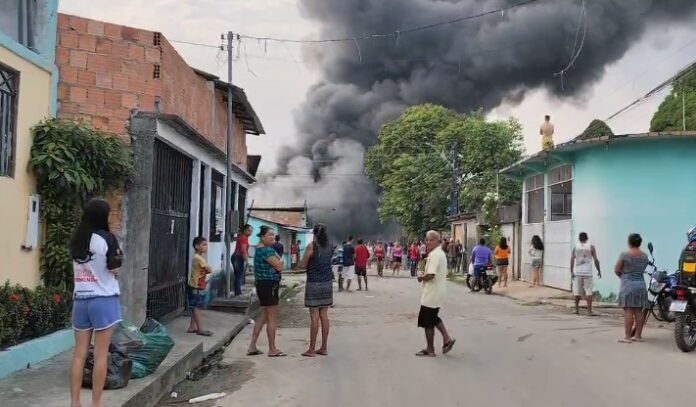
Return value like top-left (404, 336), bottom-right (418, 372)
top-left (354, 238), bottom-right (370, 291)
top-left (341, 236), bottom-right (356, 292)
top-left (416, 230), bottom-right (455, 357)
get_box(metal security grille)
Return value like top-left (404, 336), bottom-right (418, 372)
top-left (147, 139), bottom-right (192, 321)
top-left (0, 65), bottom-right (18, 177)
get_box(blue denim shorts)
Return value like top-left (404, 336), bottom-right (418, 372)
top-left (72, 295), bottom-right (122, 331)
top-left (187, 287), bottom-right (207, 309)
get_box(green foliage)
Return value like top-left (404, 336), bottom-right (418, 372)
top-left (650, 66), bottom-right (696, 132)
top-left (0, 281), bottom-right (72, 348)
top-left (366, 104), bottom-right (524, 238)
top-left (580, 119), bottom-right (613, 139)
top-left (30, 119), bottom-right (132, 289)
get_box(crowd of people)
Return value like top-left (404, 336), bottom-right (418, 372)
top-left (65, 197), bottom-right (681, 404)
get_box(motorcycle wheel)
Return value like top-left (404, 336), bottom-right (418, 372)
top-left (484, 277), bottom-right (493, 295)
top-left (657, 296), bottom-right (676, 323)
top-left (468, 275), bottom-right (482, 292)
top-left (674, 307), bottom-right (696, 352)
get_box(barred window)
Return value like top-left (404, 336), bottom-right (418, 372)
top-left (548, 165), bottom-right (573, 221)
top-left (0, 64), bottom-right (19, 177)
top-left (525, 174), bottom-right (544, 224)
top-left (0, 0), bottom-right (37, 49)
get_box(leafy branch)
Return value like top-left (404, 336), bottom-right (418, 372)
top-left (30, 119), bottom-right (133, 290)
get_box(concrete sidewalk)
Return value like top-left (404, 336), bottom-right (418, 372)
top-left (448, 275), bottom-right (619, 315)
top-left (0, 310), bottom-right (250, 407)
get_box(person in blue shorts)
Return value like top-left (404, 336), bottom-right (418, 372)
top-left (69, 198), bottom-right (123, 407)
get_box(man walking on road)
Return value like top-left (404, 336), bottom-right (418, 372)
top-left (341, 236), bottom-right (356, 292)
top-left (416, 230), bottom-right (455, 357)
top-left (570, 232), bottom-right (602, 315)
top-left (375, 242), bottom-right (385, 277)
top-left (355, 238), bottom-right (370, 291)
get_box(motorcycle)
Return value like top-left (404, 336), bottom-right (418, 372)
top-left (466, 264), bottom-right (498, 295)
top-left (631, 243), bottom-right (677, 338)
top-left (670, 244), bottom-right (696, 352)
top-left (644, 243), bottom-right (677, 323)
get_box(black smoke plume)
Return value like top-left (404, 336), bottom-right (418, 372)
top-left (252, 0), bottom-right (696, 240)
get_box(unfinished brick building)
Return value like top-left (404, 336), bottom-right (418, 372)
top-left (55, 14), bottom-right (265, 323)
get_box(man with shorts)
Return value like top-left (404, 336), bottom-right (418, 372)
top-left (416, 230), bottom-right (455, 357)
top-left (374, 242), bottom-right (385, 277)
top-left (570, 232), bottom-right (602, 315)
top-left (354, 238), bottom-right (370, 291)
top-left (341, 236), bottom-right (356, 292)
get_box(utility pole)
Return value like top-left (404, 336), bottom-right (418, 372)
top-left (224, 31), bottom-right (235, 298)
top-left (683, 88), bottom-right (687, 132)
top-left (451, 141), bottom-right (459, 216)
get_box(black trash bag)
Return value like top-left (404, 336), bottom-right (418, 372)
top-left (111, 322), bottom-right (145, 354)
top-left (129, 318), bottom-right (175, 379)
top-left (82, 344), bottom-right (132, 390)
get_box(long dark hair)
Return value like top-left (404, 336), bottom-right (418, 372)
top-left (313, 223), bottom-right (328, 247)
top-left (531, 235), bottom-right (544, 251)
top-left (499, 237), bottom-right (508, 250)
top-left (70, 198), bottom-right (111, 261)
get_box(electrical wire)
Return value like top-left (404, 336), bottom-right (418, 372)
top-left (237, 0), bottom-right (542, 44)
top-left (605, 60), bottom-right (696, 122)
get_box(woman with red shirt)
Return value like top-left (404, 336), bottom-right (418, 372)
top-left (408, 242), bottom-right (420, 277)
top-left (232, 224), bottom-right (252, 296)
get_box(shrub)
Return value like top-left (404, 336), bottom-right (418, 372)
top-left (0, 281), bottom-right (72, 348)
top-left (30, 119), bottom-right (132, 290)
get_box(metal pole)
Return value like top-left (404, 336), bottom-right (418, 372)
top-left (224, 31), bottom-right (234, 298)
top-left (451, 141), bottom-right (458, 216)
top-left (683, 89), bottom-right (687, 132)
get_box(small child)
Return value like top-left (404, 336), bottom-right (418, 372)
top-left (187, 237), bottom-right (212, 336)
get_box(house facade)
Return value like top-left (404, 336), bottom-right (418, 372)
top-left (502, 132), bottom-right (696, 297)
top-left (55, 14), bottom-right (264, 323)
top-left (247, 207), bottom-right (313, 267)
top-left (0, 0), bottom-right (58, 287)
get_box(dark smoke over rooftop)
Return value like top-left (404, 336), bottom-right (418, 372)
top-left (252, 0), bottom-right (696, 240)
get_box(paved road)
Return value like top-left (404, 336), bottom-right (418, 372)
top-left (170, 275), bottom-right (696, 407)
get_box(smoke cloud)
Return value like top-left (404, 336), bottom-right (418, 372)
top-left (252, 0), bottom-right (696, 240)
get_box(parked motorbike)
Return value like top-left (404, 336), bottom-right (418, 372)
top-left (466, 264), bottom-right (498, 295)
top-left (670, 243), bottom-right (696, 352)
top-left (644, 243), bottom-right (677, 323)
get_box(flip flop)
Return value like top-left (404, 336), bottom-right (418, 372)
top-left (268, 352), bottom-right (287, 357)
top-left (631, 337), bottom-right (643, 342)
top-left (301, 351), bottom-right (316, 357)
top-left (187, 329), bottom-right (198, 334)
top-left (618, 338), bottom-right (632, 344)
top-left (246, 350), bottom-right (263, 356)
top-left (442, 339), bottom-right (456, 354)
top-left (196, 330), bottom-right (213, 337)
top-left (316, 350), bottom-right (328, 356)
top-left (415, 350), bottom-right (436, 357)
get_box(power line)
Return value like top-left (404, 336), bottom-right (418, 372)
top-left (605, 60), bottom-right (696, 122)
top-left (238, 0), bottom-right (542, 44)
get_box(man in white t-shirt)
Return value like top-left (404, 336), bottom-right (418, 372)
top-left (570, 232), bottom-right (602, 315)
top-left (415, 230), bottom-right (455, 357)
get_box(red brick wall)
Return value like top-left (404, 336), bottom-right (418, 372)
top-left (56, 13), bottom-right (248, 165)
top-left (56, 14), bottom-right (252, 231)
top-left (56, 14), bottom-right (162, 140)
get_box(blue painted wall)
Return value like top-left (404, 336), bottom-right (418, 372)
top-left (0, 0), bottom-right (59, 114)
top-left (572, 138), bottom-right (696, 296)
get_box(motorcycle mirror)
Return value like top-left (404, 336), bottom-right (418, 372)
top-left (648, 242), bottom-right (654, 254)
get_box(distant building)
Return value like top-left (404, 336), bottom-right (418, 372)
top-left (0, 1), bottom-right (58, 288)
top-left (501, 131), bottom-right (696, 297)
top-left (247, 206), bottom-right (313, 267)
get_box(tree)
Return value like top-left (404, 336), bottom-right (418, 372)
top-left (365, 104), bottom-right (524, 238)
top-left (579, 119), bottom-right (613, 140)
top-left (650, 66), bottom-right (696, 132)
